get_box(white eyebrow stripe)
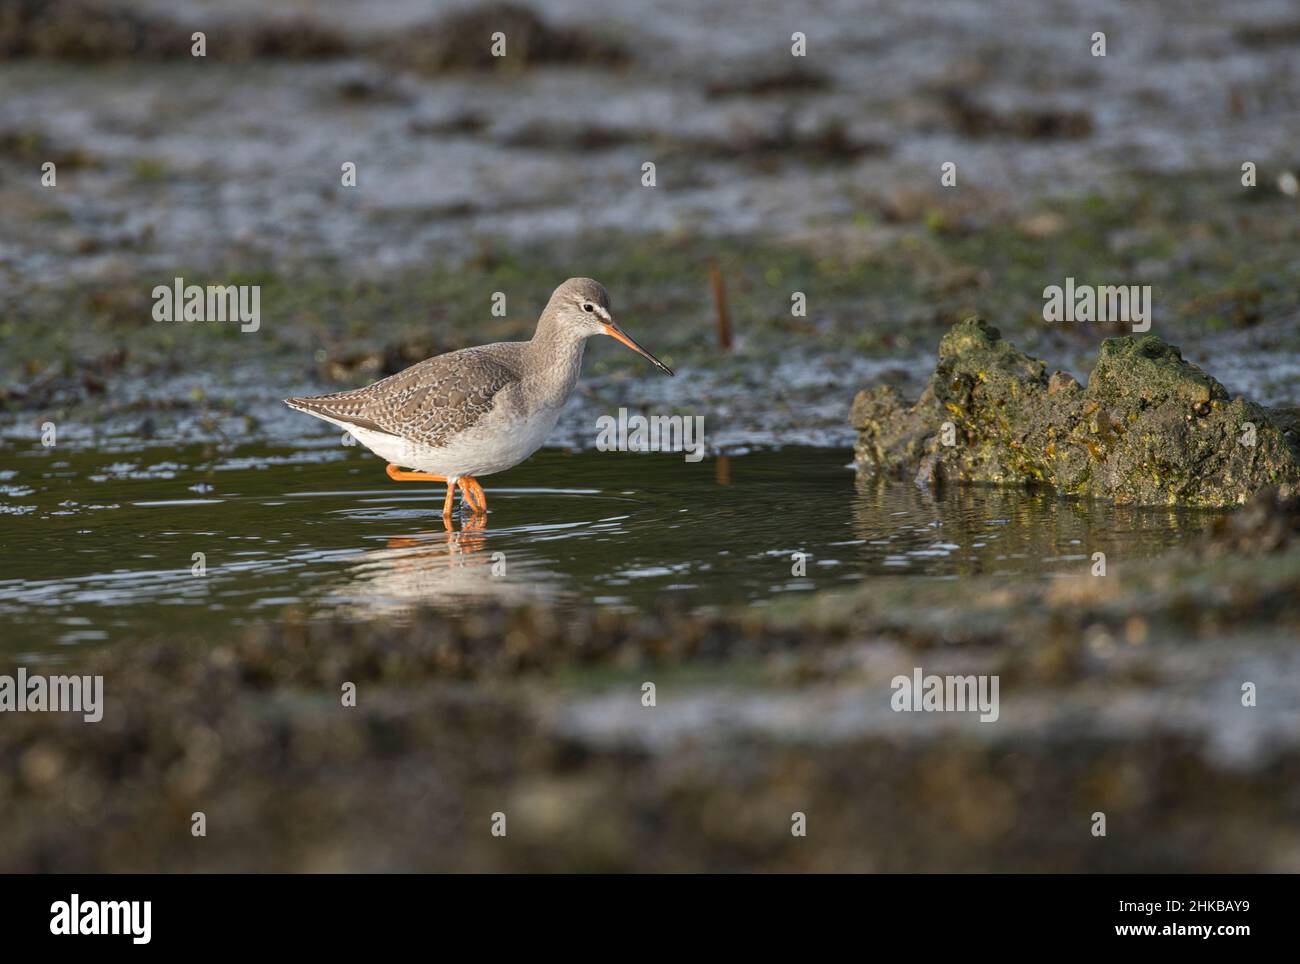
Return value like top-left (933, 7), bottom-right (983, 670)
top-left (595, 305), bottom-right (611, 322)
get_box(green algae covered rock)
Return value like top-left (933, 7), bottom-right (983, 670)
top-left (850, 319), bottom-right (1300, 507)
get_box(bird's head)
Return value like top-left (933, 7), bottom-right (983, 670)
top-left (545, 277), bottom-right (674, 376)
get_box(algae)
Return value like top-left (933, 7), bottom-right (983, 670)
top-left (851, 319), bottom-right (1300, 507)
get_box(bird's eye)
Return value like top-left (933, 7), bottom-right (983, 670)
top-left (582, 303), bottom-right (594, 313)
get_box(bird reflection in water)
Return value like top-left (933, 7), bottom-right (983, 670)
top-left (386, 512), bottom-right (488, 555)
top-left (332, 514), bottom-right (549, 615)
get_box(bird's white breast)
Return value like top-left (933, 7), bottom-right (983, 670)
top-left (429, 401), bottom-right (564, 478)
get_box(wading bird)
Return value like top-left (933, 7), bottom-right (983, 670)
top-left (286, 278), bottom-right (673, 520)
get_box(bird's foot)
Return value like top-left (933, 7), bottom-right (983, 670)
top-left (457, 476), bottom-right (488, 515)
top-left (384, 465), bottom-right (482, 520)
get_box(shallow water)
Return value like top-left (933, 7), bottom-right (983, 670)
top-left (0, 444), bottom-right (1219, 659)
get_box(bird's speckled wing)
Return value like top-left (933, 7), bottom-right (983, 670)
top-left (286, 345), bottom-right (521, 448)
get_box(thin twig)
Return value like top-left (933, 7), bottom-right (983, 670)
top-left (709, 262), bottom-right (732, 351)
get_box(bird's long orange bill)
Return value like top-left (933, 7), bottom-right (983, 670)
top-left (603, 322), bottom-right (674, 376)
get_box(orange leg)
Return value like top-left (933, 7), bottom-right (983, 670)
top-left (457, 476), bottom-right (488, 515)
top-left (386, 463), bottom-right (455, 520)
top-left (386, 464), bottom-right (445, 483)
